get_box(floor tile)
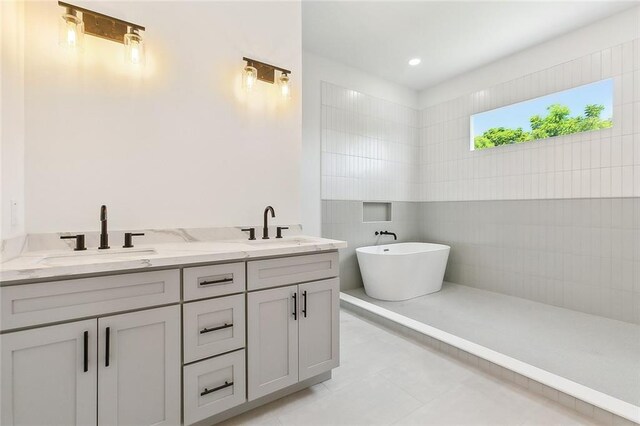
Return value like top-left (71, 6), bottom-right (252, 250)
top-left (221, 309), bottom-right (613, 426)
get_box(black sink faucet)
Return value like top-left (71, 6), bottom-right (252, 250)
top-left (263, 206), bottom-right (275, 239)
top-left (99, 205), bottom-right (110, 249)
top-left (375, 231), bottom-right (397, 240)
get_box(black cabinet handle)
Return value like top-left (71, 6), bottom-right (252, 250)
top-left (302, 291), bottom-right (307, 318)
top-left (199, 277), bottom-right (233, 286)
top-left (105, 327), bottom-right (110, 367)
top-left (201, 381), bottom-right (233, 397)
top-left (292, 293), bottom-right (297, 320)
top-left (83, 331), bottom-right (89, 372)
top-left (200, 323), bottom-right (233, 334)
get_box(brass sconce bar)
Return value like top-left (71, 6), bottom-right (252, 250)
top-left (243, 57), bottom-right (291, 84)
top-left (58, 1), bottom-right (144, 44)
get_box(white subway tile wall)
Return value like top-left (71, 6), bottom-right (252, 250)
top-left (322, 40), bottom-right (639, 203)
top-left (321, 82), bottom-right (420, 201)
top-left (420, 39), bottom-right (640, 202)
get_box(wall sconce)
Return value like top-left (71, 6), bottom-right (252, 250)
top-left (59, 6), bottom-right (84, 49)
top-left (243, 57), bottom-right (291, 98)
top-left (58, 2), bottom-right (145, 64)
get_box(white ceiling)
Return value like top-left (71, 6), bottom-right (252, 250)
top-left (302, 1), bottom-right (637, 91)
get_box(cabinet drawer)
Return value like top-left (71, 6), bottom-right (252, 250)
top-left (183, 295), bottom-right (245, 363)
top-left (1, 270), bottom-right (180, 331)
top-left (183, 263), bottom-right (245, 301)
top-left (183, 350), bottom-right (246, 426)
top-left (247, 252), bottom-right (339, 291)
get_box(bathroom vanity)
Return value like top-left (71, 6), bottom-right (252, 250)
top-left (0, 235), bottom-right (344, 425)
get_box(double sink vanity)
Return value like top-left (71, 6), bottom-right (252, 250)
top-left (0, 216), bottom-right (345, 426)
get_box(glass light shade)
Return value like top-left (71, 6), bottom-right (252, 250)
top-left (243, 65), bottom-right (258, 91)
top-left (279, 73), bottom-right (291, 99)
top-left (124, 31), bottom-right (145, 65)
top-left (59, 11), bottom-right (84, 49)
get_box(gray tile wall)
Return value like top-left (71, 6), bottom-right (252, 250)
top-left (323, 198), bottom-right (639, 324)
top-left (419, 198), bottom-right (640, 324)
top-left (322, 200), bottom-right (420, 290)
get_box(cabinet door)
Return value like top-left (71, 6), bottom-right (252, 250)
top-left (98, 305), bottom-right (180, 426)
top-left (298, 278), bottom-right (340, 381)
top-left (1, 320), bottom-right (97, 426)
top-left (247, 285), bottom-right (298, 400)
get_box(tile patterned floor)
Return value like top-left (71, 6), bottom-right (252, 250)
top-left (219, 310), bottom-right (600, 426)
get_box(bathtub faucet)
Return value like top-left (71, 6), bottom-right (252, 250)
top-left (375, 231), bottom-right (397, 240)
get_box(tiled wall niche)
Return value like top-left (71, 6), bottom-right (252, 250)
top-left (320, 39), bottom-right (640, 324)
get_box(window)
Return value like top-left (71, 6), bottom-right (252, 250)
top-left (470, 79), bottom-right (613, 151)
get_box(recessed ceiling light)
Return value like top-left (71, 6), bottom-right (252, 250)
top-left (408, 58), bottom-right (421, 66)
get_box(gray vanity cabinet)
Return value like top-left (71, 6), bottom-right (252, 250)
top-left (247, 276), bottom-right (340, 401)
top-left (0, 320), bottom-right (98, 426)
top-left (298, 278), bottom-right (340, 381)
top-left (247, 285), bottom-right (300, 400)
top-left (98, 305), bottom-right (181, 426)
top-left (0, 249), bottom-right (341, 426)
top-left (0, 271), bottom-right (181, 426)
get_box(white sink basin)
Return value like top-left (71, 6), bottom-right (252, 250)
top-left (39, 248), bottom-right (157, 265)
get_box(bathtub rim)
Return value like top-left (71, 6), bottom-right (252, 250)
top-left (356, 242), bottom-right (450, 256)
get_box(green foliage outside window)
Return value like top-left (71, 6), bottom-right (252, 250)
top-left (473, 104), bottom-right (612, 150)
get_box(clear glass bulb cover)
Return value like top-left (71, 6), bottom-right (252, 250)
top-left (279, 74), bottom-right (291, 99)
top-left (244, 66), bottom-right (257, 91)
top-left (59, 13), bottom-right (84, 49)
top-left (124, 32), bottom-right (145, 65)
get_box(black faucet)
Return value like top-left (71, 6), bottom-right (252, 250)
top-left (241, 227), bottom-right (256, 240)
top-left (375, 231), bottom-right (397, 240)
top-left (99, 205), bottom-right (110, 249)
top-left (263, 206), bottom-right (275, 239)
top-left (60, 234), bottom-right (87, 251)
top-left (123, 232), bottom-right (145, 248)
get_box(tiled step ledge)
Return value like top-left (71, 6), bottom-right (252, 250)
top-left (340, 292), bottom-right (640, 426)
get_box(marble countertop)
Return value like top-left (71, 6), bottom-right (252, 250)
top-left (0, 236), bottom-right (346, 284)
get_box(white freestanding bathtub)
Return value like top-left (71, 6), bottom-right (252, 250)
top-left (356, 242), bottom-right (450, 301)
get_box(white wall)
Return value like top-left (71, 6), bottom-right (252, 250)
top-left (302, 51), bottom-right (417, 235)
top-left (21, 1), bottom-right (301, 234)
top-left (1, 0), bottom-right (26, 240)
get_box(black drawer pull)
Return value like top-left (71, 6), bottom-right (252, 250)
top-left (201, 381), bottom-right (233, 397)
top-left (200, 323), bottom-right (233, 334)
top-left (199, 277), bottom-right (233, 286)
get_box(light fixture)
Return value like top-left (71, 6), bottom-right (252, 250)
top-left (279, 72), bottom-right (290, 99)
top-left (124, 28), bottom-right (145, 65)
top-left (59, 6), bottom-right (84, 49)
top-left (243, 65), bottom-right (258, 91)
top-left (58, 2), bottom-right (145, 64)
top-left (408, 58), bottom-right (421, 66)
top-left (242, 57), bottom-right (292, 98)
